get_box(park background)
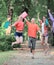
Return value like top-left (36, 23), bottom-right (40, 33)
top-left (0, 0), bottom-right (54, 65)
top-left (0, 0), bottom-right (54, 51)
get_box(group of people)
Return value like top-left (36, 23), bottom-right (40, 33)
top-left (4, 9), bottom-right (54, 59)
top-left (12, 17), bottom-right (40, 59)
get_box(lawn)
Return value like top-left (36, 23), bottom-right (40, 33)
top-left (0, 51), bottom-right (17, 65)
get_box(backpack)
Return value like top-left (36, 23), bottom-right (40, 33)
top-left (45, 19), bottom-right (50, 30)
top-left (45, 19), bottom-right (49, 26)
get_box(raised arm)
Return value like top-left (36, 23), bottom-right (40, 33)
top-left (38, 13), bottom-right (42, 26)
top-left (48, 9), bottom-right (54, 22)
top-left (24, 18), bottom-right (29, 22)
top-left (38, 12), bottom-right (41, 22)
top-left (24, 18), bottom-right (30, 25)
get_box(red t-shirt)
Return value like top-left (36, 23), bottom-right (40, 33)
top-left (14, 21), bottom-right (24, 31)
top-left (26, 21), bottom-right (40, 38)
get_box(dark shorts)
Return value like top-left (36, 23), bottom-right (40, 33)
top-left (28, 37), bottom-right (36, 50)
top-left (14, 32), bottom-right (23, 37)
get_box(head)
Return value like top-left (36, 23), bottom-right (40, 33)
top-left (42, 16), bottom-right (46, 22)
top-left (31, 18), bottom-right (35, 24)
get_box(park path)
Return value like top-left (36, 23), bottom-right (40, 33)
top-left (3, 40), bottom-right (54, 65)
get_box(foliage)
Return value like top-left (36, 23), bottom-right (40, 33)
top-left (0, 51), bottom-right (17, 65)
top-left (0, 0), bottom-right (54, 51)
top-left (0, 34), bottom-right (23, 51)
top-left (0, 35), bottom-right (14, 51)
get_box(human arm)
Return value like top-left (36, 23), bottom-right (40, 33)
top-left (38, 13), bottom-right (42, 26)
top-left (38, 12), bottom-right (41, 22)
top-left (11, 21), bottom-right (18, 27)
top-left (24, 18), bottom-right (30, 25)
top-left (24, 18), bottom-right (28, 22)
top-left (48, 9), bottom-right (54, 22)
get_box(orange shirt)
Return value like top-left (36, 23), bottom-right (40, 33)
top-left (26, 21), bottom-right (40, 38)
top-left (14, 21), bottom-right (24, 31)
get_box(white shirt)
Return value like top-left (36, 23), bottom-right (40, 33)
top-left (41, 22), bottom-right (45, 34)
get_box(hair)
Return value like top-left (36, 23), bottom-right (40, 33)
top-left (42, 16), bottom-right (46, 22)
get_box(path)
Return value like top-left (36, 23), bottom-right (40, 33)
top-left (3, 40), bottom-right (54, 65)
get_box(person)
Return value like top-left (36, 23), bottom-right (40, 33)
top-left (48, 9), bottom-right (54, 45)
top-left (11, 16), bottom-right (24, 46)
top-left (24, 18), bottom-right (40, 59)
top-left (38, 16), bottom-right (50, 55)
top-left (4, 16), bottom-right (11, 35)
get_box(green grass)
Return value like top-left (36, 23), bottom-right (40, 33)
top-left (0, 51), bottom-right (17, 65)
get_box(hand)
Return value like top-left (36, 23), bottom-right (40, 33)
top-left (24, 18), bottom-right (26, 19)
top-left (48, 9), bottom-right (50, 13)
top-left (24, 18), bottom-right (28, 22)
top-left (38, 31), bottom-right (41, 34)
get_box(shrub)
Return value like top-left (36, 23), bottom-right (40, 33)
top-left (0, 34), bottom-right (23, 51)
top-left (0, 35), bottom-right (14, 51)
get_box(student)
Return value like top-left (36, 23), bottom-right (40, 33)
top-left (12, 17), bottom-right (24, 46)
top-left (38, 16), bottom-right (50, 55)
top-left (24, 18), bottom-right (40, 59)
top-left (4, 16), bottom-right (11, 35)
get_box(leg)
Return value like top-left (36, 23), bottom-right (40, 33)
top-left (31, 38), bottom-right (36, 59)
top-left (41, 35), bottom-right (45, 51)
top-left (19, 36), bottom-right (23, 44)
top-left (12, 36), bottom-right (20, 46)
top-left (6, 26), bottom-right (11, 35)
top-left (28, 37), bottom-right (32, 52)
top-left (19, 36), bottom-right (23, 49)
top-left (41, 35), bottom-right (45, 45)
top-left (44, 36), bottom-right (50, 54)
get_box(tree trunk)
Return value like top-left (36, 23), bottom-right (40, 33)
top-left (7, 0), bottom-right (13, 23)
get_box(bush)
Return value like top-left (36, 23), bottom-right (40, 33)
top-left (0, 34), bottom-right (23, 51)
top-left (13, 44), bottom-right (22, 48)
top-left (0, 35), bottom-right (15, 51)
top-left (0, 42), bottom-right (12, 51)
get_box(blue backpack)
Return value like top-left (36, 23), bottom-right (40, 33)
top-left (45, 19), bottom-right (49, 26)
top-left (4, 21), bottom-right (10, 28)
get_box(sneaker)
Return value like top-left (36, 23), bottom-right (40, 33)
top-left (32, 56), bottom-right (34, 59)
top-left (31, 54), bottom-right (35, 59)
